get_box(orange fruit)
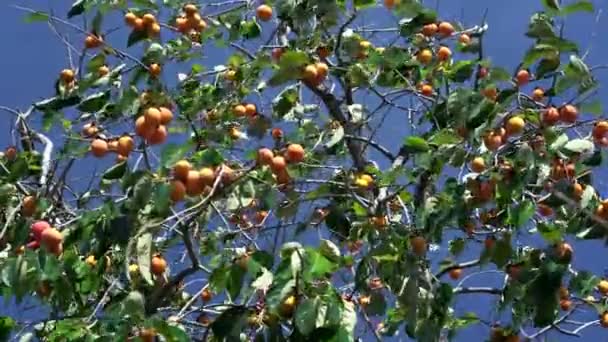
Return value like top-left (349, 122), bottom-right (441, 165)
top-left (117, 136), bottom-right (134, 156)
top-left (220, 164), bottom-right (237, 185)
top-left (256, 5), bottom-right (273, 22)
top-left (135, 116), bottom-right (155, 139)
top-left (572, 182), bottom-right (584, 199)
top-left (147, 125), bottom-right (167, 145)
top-left (124, 12), bottom-right (138, 27)
top-left (559, 104), bottom-right (578, 123)
top-left (555, 242), bottom-right (573, 263)
top-left (317, 46), bottom-right (331, 59)
top-left (170, 180), bottom-right (186, 202)
top-left (558, 286), bottom-right (569, 299)
top-left (139, 328), bottom-right (156, 342)
top-left (91, 139), bottom-right (109, 158)
top-left (597, 279), bottom-right (608, 295)
top-left (98, 65), bottom-right (110, 77)
top-left (538, 203), bottom-right (553, 217)
top-left (201, 287), bottom-right (212, 302)
top-left (22, 195), bottom-right (37, 217)
top-left (285, 144), bottom-right (305, 163)
top-left (148, 23), bottom-right (161, 37)
top-left (229, 127), bottom-right (242, 140)
top-left (437, 46), bottom-right (452, 61)
top-left (438, 21), bottom-right (455, 37)
top-left (515, 69), bottom-right (530, 86)
top-left (133, 18), bottom-right (145, 31)
top-left (600, 312), bottom-right (608, 328)
top-left (148, 63), bottom-right (162, 78)
top-left (593, 121), bottom-right (608, 139)
top-left (176, 17), bottom-right (188, 33)
top-left (186, 170), bottom-right (203, 196)
top-left (151, 255), bottom-right (167, 275)
top-left (199, 167), bottom-right (216, 187)
top-left (145, 107), bottom-right (162, 127)
top-left (4, 146), bottom-right (17, 161)
top-left (302, 64), bottom-right (318, 83)
top-left (383, 0), bottom-right (399, 9)
top-left (421, 23), bottom-right (438, 37)
top-left (82, 123), bottom-right (98, 137)
top-left (60, 69), bottom-right (75, 83)
top-left (417, 49), bottom-right (433, 64)
top-left (41, 228), bottom-right (63, 250)
top-left (173, 160), bottom-right (192, 181)
top-left (183, 4), bottom-right (198, 16)
top-left (254, 210), bottom-right (268, 224)
top-left (410, 236), bottom-right (427, 256)
top-left (482, 87), bottom-right (498, 100)
top-left (271, 128), bottom-right (283, 140)
top-left (449, 268), bottom-right (462, 280)
top-left (459, 33), bottom-right (471, 45)
top-left (142, 13), bottom-right (156, 26)
top-left (159, 107), bottom-right (173, 125)
top-left (532, 87), bottom-right (544, 101)
top-left (107, 140), bottom-right (118, 151)
top-left (233, 104), bottom-right (247, 117)
top-left (559, 299), bottom-right (572, 311)
top-left (271, 47), bottom-right (284, 61)
top-left (270, 156), bottom-right (287, 174)
top-left (316, 62), bottom-right (329, 78)
top-left (245, 103), bottom-right (257, 116)
top-left (505, 116), bottom-right (525, 135)
top-left (186, 12), bottom-right (201, 28)
top-left (420, 84), bottom-right (433, 96)
top-left (257, 148), bottom-right (274, 166)
top-left (85, 34), bottom-right (103, 49)
top-left (471, 157), bottom-right (486, 173)
top-left (543, 106), bottom-right (560, 125)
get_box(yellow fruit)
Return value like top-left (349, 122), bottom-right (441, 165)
top-left (505, 116), bottom-right (525, 135)
top-left (437, 46), bottom-right (452, 62)
top-left (117, 136), bottom-right (134, 156)
top-left (598, 280), bottom-right (608, 295)
top-left (417, 49), bottom-right (432, 64)
top-left (471, 157), bottom-right (486, 173)
top-left (173, 160), bottom-right (192, 181)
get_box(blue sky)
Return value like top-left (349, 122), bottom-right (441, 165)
top-left (1, 0), bottom-right (607, 340)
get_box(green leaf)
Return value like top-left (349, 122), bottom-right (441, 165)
top-left (364, 292), bottom-right (387, 316)
top-left (429, 129), bottom-right (462, 146)
top-left (448, 60), bottom-right (475, 82)
top-left (34, 95), bottom-right (81, 111)
top-left (102, 161), bottom-right (127, 180)
top-left (123, 291), bottom-right (145, 316)
top-left (240, 20), bottom-right (261, 39)
top-left (136, 232), bottom-right (153, 285)
top-left (580, 99), bottom-right (603, 115)
top-left (319, 239), bottom-right (341, 262)
top-left (403, 136), bottom-right (430, 153)
top-left (67, 0), bottom-right (86, 18)
top-left (399, 8), bottom-right (437, 37)
top-left (522, 44), bottom-right (558, 67)
top-left (526, 13), bottom-right (555, 39)
top-left (127, 29), bottom-right (147, 47)
top-left (160, 143), bottom-right (191, 169)
top-left (0, 316), bottom-right (15, 341)
top-left (152, 183), bottom-right (171, 217)
top-left (268, 51), bottom-right (309, 86)
top-left (537, 222), bottom-right (563, 243)
top-left (354, 0), bottom-right (375, 9)
top-left (491, 237), bottom-right (512, 268)
top-left (569, 270), bottom-right (598, 297)
top-left (77, 91), bottom-right (110, 112)
top-left (509, 200), bottom-right (535, 228)
top-left (210, 306), bottom-right (248, 339)
top-left (24, 11), bottom-right (49, 23)
top-left (449, 238), bottom-right (466, 256)
top-left (295, 297), bottom-right (320, 335)
top-left (227, 264), bottom-right (245, 299)
top-left (560, 1), bottom-right (594, 15)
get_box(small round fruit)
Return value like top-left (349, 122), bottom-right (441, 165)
top-left (224, 69), bottom-right (237, 81)
top-left (315, 62), bottom-right (329, 78)
top-left (142, 13), bottom-right (157, 26)
top-left (560, 104), bottom-right (578, 123)
top-left (150, 255), bottom-right (167, 275)
top-left (201, 288), bottom-right (212, 302)
top-left (245, 103), bottom-right (257, 116)
top-left (271, 128), bottom-right (283, 140)
top-left (22, 195), bottom-right (37, 217)
top-left (4, 146), bottom-right (17, 161)
top-left (421, 23), bottom-right (438, 37)
top-left (60, 69), bottom-right (75, 83)
top-left (542, 107), bottom-right (560, 126)
top-left (176, 17), bottom-right (188, 33)
top-left (133, 18), bottom-right (145, 31)
top-left (148, 63), bottom-right (162, 78)
top-left (538, 203), bottom-right (553, 217)
top-left (173, 160), bottom-right (191, 181)
top-left (505, 116), bottom-right (525, 135)
top-left (271, 47), bottom-right (284, 61)
top-left (558, 286), bottom-right (569, 299)
top-left (358, 295), bottom-right (371, 306)
top-left (471, 157), bottom-right (486, 173)
top-left (573, 182), bottom-right (584, 199)
top-left (438, 21), bottom-right (455, 37)
top-left (383, 0), bottom-right (400, 9)
top-left (559, 299), bottom-right (572, 311)
top-left (145, 107), bottom-right (162, 127)
top-left (199, 167), bottom-right (216, 187)
top-left (186, 170), bottom-right (203, 196)
top-left (170, 180), bottom-right (186, 202)
top-left (229, 127), bottom-right (242, 140)
top-left (233, 104), bottom-right (247, 117)
top-left (285, 144), bottom-right (305, 163)
top-left (91, 139), bottom-right (109, 158)
top-left (183, 4), bottom-right (198, 16)
top-left (97, 65), bottom-right (110, 77)
top-left (478, 67), bottom-right (488, 79)
top-left (85, 35), bottom-right (103, 49)
top-left (459, 33), bottom-right (471, 45)
top-left (159, 107), bottom-right (173, 125)
top-left (420, 84), bottom-right (433, 96)
top-left (417, 49), bottom-right (433, 64)
top-left (41, 228), bottom-right (63, 250)
top-left (135, 116), bottom-right (155, 139)
top-left (257, 148), bottom-right (274, 166)
top-left (302, 64), bottom-right (318, 83)
top-left (600, 312), bottom-right (608, 328)
top-left (124, 12), bottom-right (138, 26)
top-left (515, 69), bottom-right (530, 86)
top-left (148, 23), bottom-right (161, 36)
top-left (449, 268), bottom-right (462, 280)
top-left (271, 156), bottom-right (287, 174)
top-left (597, 279), bottom-right (608, 295)
top-left (86, 255), bottom-right (97, 267)
top-left (532, 87), bottom-right (545, 101)
top-left (256, 5), bottom-right (273, 22)
top-left (437, 46), bottom-right (452, 61)
top-left (317, 46), bottom-right (331, 59)
top-left (482, 87), bottom-right (498, 100)
top-left (280, 295), bottom-right (296, 317)
top-left (31, 221), bottom-right (51, 241)
top-left (410, 236), bottom-right (427, 256)
top-left (555, 242), bottom-right (573, 264)
top-left (148, 125), bottom-right (168, 145)
top-left (139, 328), bottom-right (156, 342)
top-left (117, 136), bottom-right (134, 156)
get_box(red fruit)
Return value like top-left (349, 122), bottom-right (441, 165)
top-left (285, 144), bottom-right (305, 163)
top-left (515, 69), bottom-right (530, 86)
top-left (26, 240), bottom-right (40, 249)
top-left (31, 221), bottom-right (51, 241)
top-left (542, 107), bottom-right (560, 126)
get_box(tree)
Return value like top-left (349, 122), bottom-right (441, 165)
top-left (0, 0), bottom-right (607, 341)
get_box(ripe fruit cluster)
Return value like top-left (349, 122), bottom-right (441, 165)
top-left (175, 3), bottom-right (207, 40)
top-left (28, 221), bottom-right (63, 256)
top-left (89, 134), bottom-right (135, 162)
top-left (136, 106), bottom-right (173, 145)
top-left (302, 62), bottom-right (329, 86)
top-left (233, 103), bottom-right (257, 118)
top-left (124, 12), bottom-right (161, 37)
top-left (257, 143), bottom-right (305, 186)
